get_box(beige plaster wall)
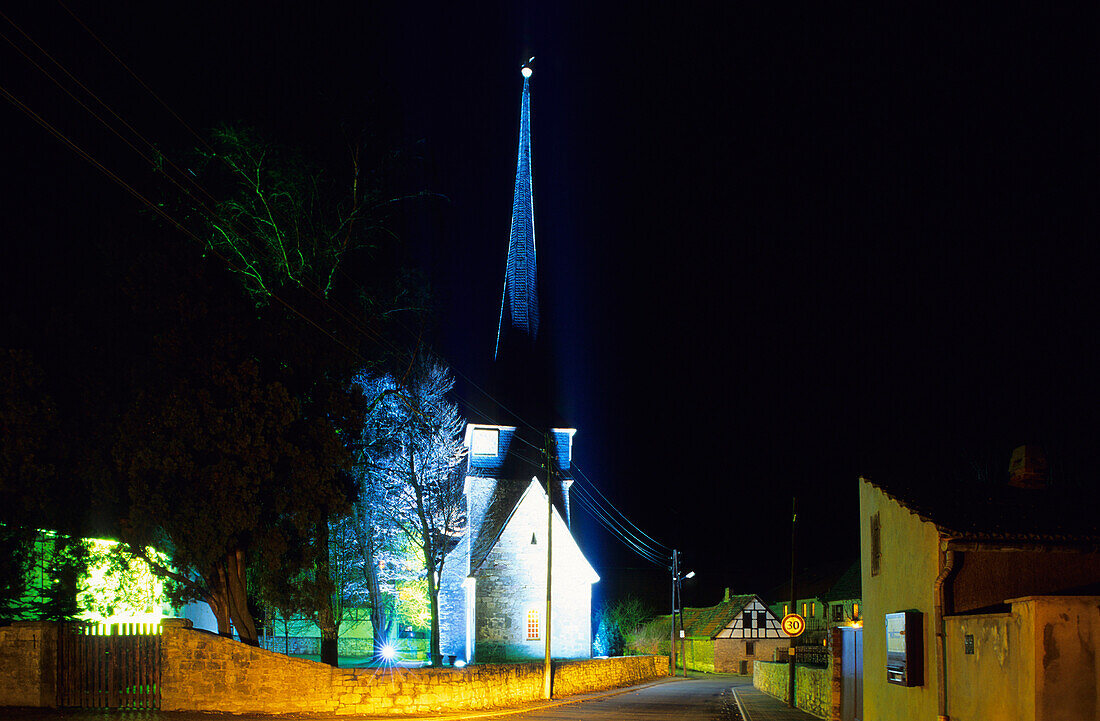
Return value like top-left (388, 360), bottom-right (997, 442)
top-left (858, 479), bottom-right (941, 721)
top-left (945, 611), bottom-right (1032, 721)
top-left (1029, 596), bottom-right (1100, 721)
top-left (160, 620), bottom-right (666, 715)
top-left (0, 621), bottom-right (57, 707)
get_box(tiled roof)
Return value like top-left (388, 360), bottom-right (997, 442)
top-left (469, 478), bottom-right (531, 574)
top-left (823, 561), bottom-right (861, 602)
top-left (862, 475), bottom-right (1100, 545)
top-left (652, 594), bottom-right (757, 639)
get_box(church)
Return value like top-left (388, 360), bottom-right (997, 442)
top-left (438, 62), bottom-right (599, 663)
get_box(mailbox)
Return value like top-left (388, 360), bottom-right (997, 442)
top-left (885, 611), bottom-right (923, 686)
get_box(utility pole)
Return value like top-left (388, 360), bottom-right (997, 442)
top-left (679, 567), bottom-right (687, 678)
top-left (788, 496), bottom-right (797, 708)
top-left (669, 550), bottom-right (678, 676)
top-left (543, 434), bottom-right (554, 700)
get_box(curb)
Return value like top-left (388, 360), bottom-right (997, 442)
top-left (349, 675), bottom-right (684, 720)
top-left (731, 686), bottom-right (752, 721)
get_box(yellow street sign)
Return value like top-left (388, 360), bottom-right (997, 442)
top-left (781, 613), bottom-right (806, 637)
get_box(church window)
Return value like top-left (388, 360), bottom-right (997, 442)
top-left (527, 609), bottom-right (539, 640)
top-left (472, 428), bottom-right (499, 456)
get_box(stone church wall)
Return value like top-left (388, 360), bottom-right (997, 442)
top-left (474, 482), bottom-right (593, 661)
top-left (155, 619), bottom-right (665, 715)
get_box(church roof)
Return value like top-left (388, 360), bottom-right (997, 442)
top-left (469, 478), bottom-right (531, 574)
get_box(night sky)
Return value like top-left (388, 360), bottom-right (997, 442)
top-left (3, 2), bottom-right (1098, 614)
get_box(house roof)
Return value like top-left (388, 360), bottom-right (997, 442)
top-left (677, 594), bottom-right (755, 638)
top-left (862, 474), bottom-right (1100, 546)
top-left (822, 561), bottom-right (861, 602)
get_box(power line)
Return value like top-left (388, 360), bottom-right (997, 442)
top-left (11, 7), bottom-right (674, 568)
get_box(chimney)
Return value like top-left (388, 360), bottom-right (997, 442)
top-left (1008, 445), bottom-right (1049, 490)
top-left (724, 588), bottom-right (730, 603)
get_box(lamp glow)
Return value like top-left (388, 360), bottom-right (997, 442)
top-left (684, 571), bottom-right (696, 579)
top-left (381, 644), bottom-right (397, 661)
top-left (454, 659), bottom-right (466, 668)
top-left (521, 66), bottom-right (533, 78)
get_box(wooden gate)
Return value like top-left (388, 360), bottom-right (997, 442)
top-left (58, 622), bottom-right (161, 709)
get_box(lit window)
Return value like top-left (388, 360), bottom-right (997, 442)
top-left (802, 603), bottom-right (807, 617)
top-left (472, 428), bottom-right (499, 456)
top-left (811, 602), bottom-right (816, 617)
top-left (527, 609), bottom-right (539, 640)
top-left (783, 604), bottom-right (789, 615)
top-left (853, 603), bottom-right (860, 620)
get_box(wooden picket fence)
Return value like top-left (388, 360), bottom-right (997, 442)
top-left (57, 621), bottom-right (161, 709)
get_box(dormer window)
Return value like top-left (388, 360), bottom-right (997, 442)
top-left (472, 428), bottom-right (499, 456)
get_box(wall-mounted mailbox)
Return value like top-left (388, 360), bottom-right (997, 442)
top-left (885, 611), bottom-right (923, 686)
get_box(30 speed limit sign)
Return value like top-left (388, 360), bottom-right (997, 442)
top-left (781, 613), bottom-right (806, 637)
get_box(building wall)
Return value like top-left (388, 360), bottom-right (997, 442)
top-left (1030, 596), bottom-right (1100, 721)
top-left (474, 481), bottom-right (594, 661)
top-left (0, 621), bottom-right (57, 707)
top-left (438, 533), bottom-right (468, 658)
top-left (945, 610), bottom-right (1032, 720)
top-left (714, 637), bottom-right (788, 674)
top-left (159, 620), bottom-right (664, 715)
top-left (859, 479), bottom-right (941, 721)
top-left (952, 550), bottom-right (1100, 613)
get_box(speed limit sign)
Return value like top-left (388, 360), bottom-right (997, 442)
top-left (781, 613), bottom-right (806, 637)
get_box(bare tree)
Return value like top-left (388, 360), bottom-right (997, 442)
top-left (353, 356), bottom-right (467, 665)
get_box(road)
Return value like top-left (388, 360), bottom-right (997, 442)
top-left (506, 676), bottom-right (748, 720)
top-left (2, 676), bottom-right (751, 721)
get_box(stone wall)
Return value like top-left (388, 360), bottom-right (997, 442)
top-left (0, 622), bottom-right (57, 707)
top-left (753, 660), bottom-right (831, 719)
top-left (161, 620), bottom-right (667, 715)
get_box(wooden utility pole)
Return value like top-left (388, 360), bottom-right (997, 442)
top-left (788, 496), bottom-right (797, 708)
top-left (543, 434), bottom-right (554, 700)
top-left (670, 550), bottom-right (678, 676)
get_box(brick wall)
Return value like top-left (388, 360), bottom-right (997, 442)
top-left (753, 660), bottom-right (831, 719)
top-left (0, 622), bottom-right (57, 707)
top-left (161, 620), bottom-right (667, 715)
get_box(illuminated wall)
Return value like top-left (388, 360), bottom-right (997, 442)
top-left (471, 478), bottom-right (597, 661)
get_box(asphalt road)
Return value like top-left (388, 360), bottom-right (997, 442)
top-left (505, 676), bottom-right (749, 720)
top-left (2, 676), bottom-right (750, 721)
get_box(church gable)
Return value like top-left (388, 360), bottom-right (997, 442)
top-left (714, 596), bottom-right (787, 639)
top-left (475, 478), bottom-right (597, 584)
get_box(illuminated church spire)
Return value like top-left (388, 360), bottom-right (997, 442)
top-left (495, 59), bottom-right (539, 360)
